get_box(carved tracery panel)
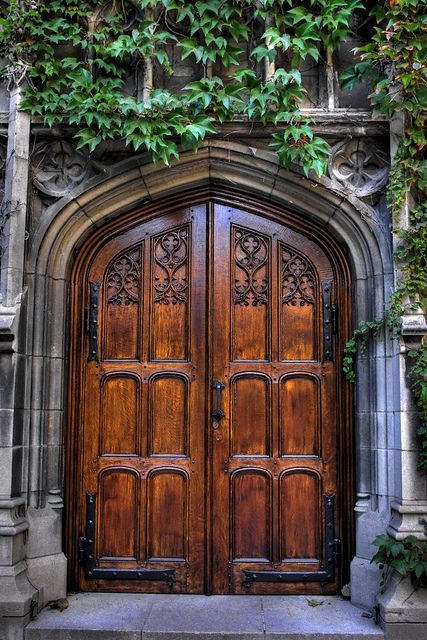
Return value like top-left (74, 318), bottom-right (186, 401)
top-left (234, 227), bottom-right (269, 307)
top-left (281, 246), bottom-right (315, 307)
top-left (153, 227), bottom-right (188, 305)
top-left (107, 247), bottom-right (141, 305)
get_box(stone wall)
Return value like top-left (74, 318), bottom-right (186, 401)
top-left (0, 43), bottom-right (425, 640)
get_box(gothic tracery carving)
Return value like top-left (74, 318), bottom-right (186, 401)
top-left (282, 246), bottom-right (315, 306)
top-left (107, 247), bottom-right (141, 305)
top-left (234, 227), bottom-right (268, 306)
top-left (154, 227), bottom-right (188, 304)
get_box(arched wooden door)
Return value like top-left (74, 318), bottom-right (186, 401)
top-left (70, 198), bottom-right (348, 595)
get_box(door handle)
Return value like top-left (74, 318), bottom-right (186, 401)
top-left (211, 380), bottom-right (225, 428)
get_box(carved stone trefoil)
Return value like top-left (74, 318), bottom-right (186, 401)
top-left (328, 138), bottom-right (389, 197)
top-left (107, 248), bottom-right (141, 305)
top-left (32, 140), bottom-right (89, 197)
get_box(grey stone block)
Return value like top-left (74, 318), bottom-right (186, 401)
top-left (26, 553), bottom-right (67, 605)
top-left (355, 447), bottom-right (372, 495)
top-left (0, 352), bottom-right (16, 410)
top-left (0, 409), bottom-right (14, 446)
top-left (355, 509), bottom-right (389, 560)
top-left (350, 557), bottom-right (382, 611)
top-left (0, 611), bottom-right (30, 640)
top-left (383, 623), bottom-right (427, 640)
top-left (0, 447), bottom-right (13, 496)
top-left (378, 574), bottom-right (427, 625)
top-left (26, 507), bottom-right (63, 558)
top-left (25, 593), bottom-right (153, 639)
top-left (143, 594), bottom-right (264, 635)
top-left (262, 595), bottom-right (382, 637)
top-left (45, 410), bottom-right (63, 446)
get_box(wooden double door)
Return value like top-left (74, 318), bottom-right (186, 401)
top-left (72, 199), bottom-right (345, 594)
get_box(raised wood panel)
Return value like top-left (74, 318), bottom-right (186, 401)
top-left (279, 374), bottom-right (320, 456)
top-left (104, 246), bottom-right (141, 360)
top-left (231, 374), bottom-right (271, 457)
top-left (280, 244), bottom-right (316, 361)
top-left (149, 374), bottom-right (188, 456)
top-left (232, 226), bottom-right (270, 361)
top-left (280, 470), bottom-right (321, 562)
top-left (147, 469), bottom-right (188, 561)
top-left (101, 374), bottom-right (140, 456)
top-left (231, 470), bottom-right (272, 561)
top-left (280, 304), bottom-right (316, 360)
top-left (98, 469), bottom-right (139, 560)
top-left (151, 226), bottom-right (189, 361)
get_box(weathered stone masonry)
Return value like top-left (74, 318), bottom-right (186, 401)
top-left (0, 46), bottom-right (426, 640)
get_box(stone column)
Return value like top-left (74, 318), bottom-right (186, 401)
top-left (0, 86), bottom-right (38, 640)
top-left (376, 112), bottom-right (427, 639)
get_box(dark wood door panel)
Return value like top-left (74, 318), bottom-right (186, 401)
top-left (78, 205), bottom-right (207, 593)
top-left (72, 197), bottom-right (345, 595)
top-left (211, 203), bottom-right (339, 594)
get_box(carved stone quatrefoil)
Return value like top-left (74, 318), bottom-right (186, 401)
top-left (328, 138), bottom-right (389, 197)
top-left (32, 140), bottom-right (89, 198)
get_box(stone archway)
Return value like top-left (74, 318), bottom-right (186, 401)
top-left (22, 142), bottom-right (395, 609)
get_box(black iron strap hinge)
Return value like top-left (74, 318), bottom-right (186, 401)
top-left (79, 492), bottom-right (176, 587)
top-left (243, 494), bottom-right (338, 589)
top-left (322, 280), bottom-right (334, 362)
top-left (87, 281), bottom-right (100, 362)
top-left (333, 537), bottom-right (341, 567)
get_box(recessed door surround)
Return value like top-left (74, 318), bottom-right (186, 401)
top-left (68, 195), bottom-right (351, 595)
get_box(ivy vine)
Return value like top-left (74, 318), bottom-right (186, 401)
top-left (341, 0), bottom-right (427, 469)
top-left (372, 533), bottom-right (427, 590)
top-left (0, 0), bottom-right (363, 172)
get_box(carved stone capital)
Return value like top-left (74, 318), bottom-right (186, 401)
top-left (0, 303), bottom-right (18, 353)
top-left (0, 498), bottom-right (28, 537)
top-left (328, 138), bottom-right (389, 197)
top-left (32, 140), bottom-right (89, 197)
top-left (400, 304), bottom-right (427, 351)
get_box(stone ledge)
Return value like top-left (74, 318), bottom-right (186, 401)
top-left (25, 594), bottom-right (383, 640)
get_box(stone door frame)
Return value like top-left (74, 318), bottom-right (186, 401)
top-left (2, 141), bottom-right (425, 635)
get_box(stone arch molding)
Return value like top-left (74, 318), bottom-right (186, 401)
top-left (23, 141), bottom-right (395, 608)
top-left (29, 140), bottom-right (392, 279)
top-left (23, 141), bottom-right (399, 616)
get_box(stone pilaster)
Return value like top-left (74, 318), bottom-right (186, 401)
top-left (0, 87), bottom-right (38, 638)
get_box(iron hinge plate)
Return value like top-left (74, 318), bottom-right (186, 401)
top-left (243, 494), bottom-right (337, 589)
top-left (82, 492), bottom-right (176, 586)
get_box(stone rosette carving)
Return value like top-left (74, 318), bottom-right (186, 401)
top-left (328, 138), bottom-right (389, 197)
top-left (31, 140), bottom-right (89, 197)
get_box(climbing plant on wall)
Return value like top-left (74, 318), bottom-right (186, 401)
top-left (0, 0), bottom-right (362, 171)
top-left (341, 0), bottom-right (427, 469)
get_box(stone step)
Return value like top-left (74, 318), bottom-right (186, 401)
top-left (25, 593), bottom-right (384, 640)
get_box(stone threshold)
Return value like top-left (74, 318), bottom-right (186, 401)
top-left (25, 593), bottom-right (383, 640)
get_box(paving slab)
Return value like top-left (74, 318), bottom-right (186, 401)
top-left (142, 595), bottom-right (264, 640)
top-left (25, 593), bottom-right (154, 640)
top-left (262, 595), bottom-right (383, 639)
top-left (25, 593), bottom-right (384, 640)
